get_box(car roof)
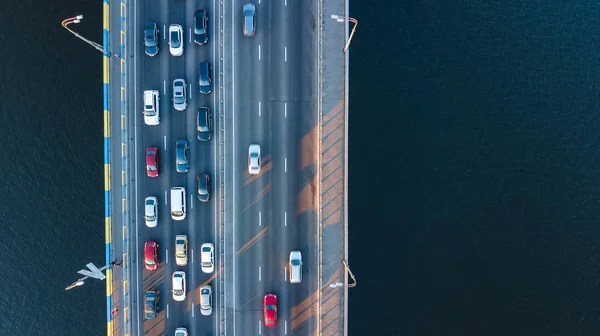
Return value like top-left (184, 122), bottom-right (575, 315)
top-left (144, 241), bottom-right (156, 258)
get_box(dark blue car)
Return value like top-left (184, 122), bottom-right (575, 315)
top-left (144, 291), bottom-right (158, 319)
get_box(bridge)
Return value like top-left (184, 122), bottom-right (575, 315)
top-left (64, 0), bottom-right (353, 335)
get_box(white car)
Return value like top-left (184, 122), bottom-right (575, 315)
top-left (172, 78), bottom-right (187, 111)
top-left (175, 235), bottom-right (188, 266)
top-left (169, 24), bottom-right (184, 56)
top-left (289, 251), bottom-right (303, 283)
top-left (172, 271), bottom-right (186, 302)
top-left (143, 90), bottom-right (160, 125)
top-left (200, 285), bottom-right (212, 315)
top-left (144, 196), bottom-right (158, 228)
top-left (248, 144), bottom-right (261, 175)
top-left (201, 243), bottom-right (214, 273)
top-left (174, 327), bottom-right (188, 336)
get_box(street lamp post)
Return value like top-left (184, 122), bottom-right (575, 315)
top-left (329, 259), bottom-right (357, 288)
top-left (330, 15), bottom-right (358, 53)
top-left (61, 15), bottom-right (109, 56)
top-left (65, 262), bottom-right (112, 291)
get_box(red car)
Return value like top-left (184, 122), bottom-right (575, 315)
top-left (144, 240), bottom-right (159, 271)
top-left (263, 293), bottom-right (277, 327)
top-left (146, 147), bottom-right (159, 178)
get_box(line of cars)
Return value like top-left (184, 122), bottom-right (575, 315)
top-left (141, 8), bottom-right (214, 336)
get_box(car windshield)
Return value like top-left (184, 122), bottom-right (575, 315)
top-left (250, 152), bottom-right (258, 158)
top-left (146, 214), bottom-right (155, 221)
top-left (146, 259), bottom-right (155, 265)
top-left (173, 210), bottom-right (183, 216)
top-left (147, 164), bottom-right (157, 171)
top-left (171, 31), bottom-right (180, 47)
top-left (267, 304), bottom-right (276, 310)
top-left (291, 259), bottom-right (300, 265)
top-left (174, 288), bottom-right (183, 295)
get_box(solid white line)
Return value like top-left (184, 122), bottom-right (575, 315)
top-left (191, 249), bottom-right (194, 263)
top-left (164, 135), bottom-right (167, 150)
top-left (165, 190), bottom-right (168, 205)
top-left (189, 83), bottom-right (192, 99)
top-left (163, 25), bottom-right (166, 40)
top-left (285, 0), bottom-right (287, 5)
top-left (258, 44), bottom-right (261, 60)
top-left (284, 266), bottom-right (287, 281)
top-left (133, 0), bottom-right (141, 331)
top-left (284, 158), bottom-right (287, 172)
top-left (259, 211), bottom-right (262, 226)
top-left (190, 194), bottom-right (194, 209)
top-left (189, 28), bottom-right (192, 43)
top-left (163, 80), bottom-right (166, 95)
top-left (166, 304), bottom-right (169, 318)
top-left (258, 101), bottom-right (261, 116)
top-left (258, 266), bottom-right (262, 281)
top-left (285, 320), bottom-right (288, 334)
top-left (285, 47), bottom-right (287, 62)
top-left (165, 249), bottom-right (168, 263)
top-left (284, 103), bottom-right (287, 117)
top-left (285, 212), bottom-right (287, 226)
top-left (258, 321), bottom-right (262, 334)
top-left (191, 303), bottom-right (195, 317)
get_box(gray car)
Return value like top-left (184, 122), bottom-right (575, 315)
top-left (144, 22), bottom-right (159, 56)
top-left (243, 3), bottom-right (256, 37)
top-left (175, 140), bottom-right (189, 173)
top-left (197, 107), bottom-right (212, 141)
top-left (173, 79), bottom-right (187, 111)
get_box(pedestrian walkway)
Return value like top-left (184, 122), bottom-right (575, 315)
top-left (105, 0), bottom-right (130, 334)
top-left (317, 0), bottom-right (349, 335)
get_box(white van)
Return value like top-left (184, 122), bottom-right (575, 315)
top-left (143, 90), bottom-right (160, 126)
top-left (289, 251), bottom-right (302, 283)
top-left (170, 187), bottom-right (186, 220)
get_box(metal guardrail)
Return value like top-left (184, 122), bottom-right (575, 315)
top-left (316, 0), bottom-right (324, 333)
top-left (119, 0), bottom-right (130, 334)
top-left (218, 0), bottom-right (226, 334)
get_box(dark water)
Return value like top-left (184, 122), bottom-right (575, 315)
top-left (349, 0), bottom-right (600, 335)
top-left (0, 0), bottom-right (105, 335)
top-left (2, 0), bottom-right (600, 335)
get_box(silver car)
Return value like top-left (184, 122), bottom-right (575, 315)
top-left (200, 285), bottom-right (212, 315)
top-left (243, 3), bottom-right (256, 37)
top-left (173, 79), bottom-right (187, 111)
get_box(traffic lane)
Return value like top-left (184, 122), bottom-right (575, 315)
top-left (285, 0), bottom-right (317, 103)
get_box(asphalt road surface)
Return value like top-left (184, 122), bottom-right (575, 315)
top-left (127, 0), bottom-right (221, 335)
top-left (228, 0), bottom-right (319, 335)
top-left (124, 0), bottom-right (319, 335)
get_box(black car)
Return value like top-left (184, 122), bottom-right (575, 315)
top-left (197, 107), bottom-right (212, 141)
top-left (194, 10), bottom-right (209, 45)
top-left (197, 173), bottom-right (211, 202)
top-left (199, 62), bottom-right (211, 94)
top-left (144, 22), bottom-right (159, 56)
